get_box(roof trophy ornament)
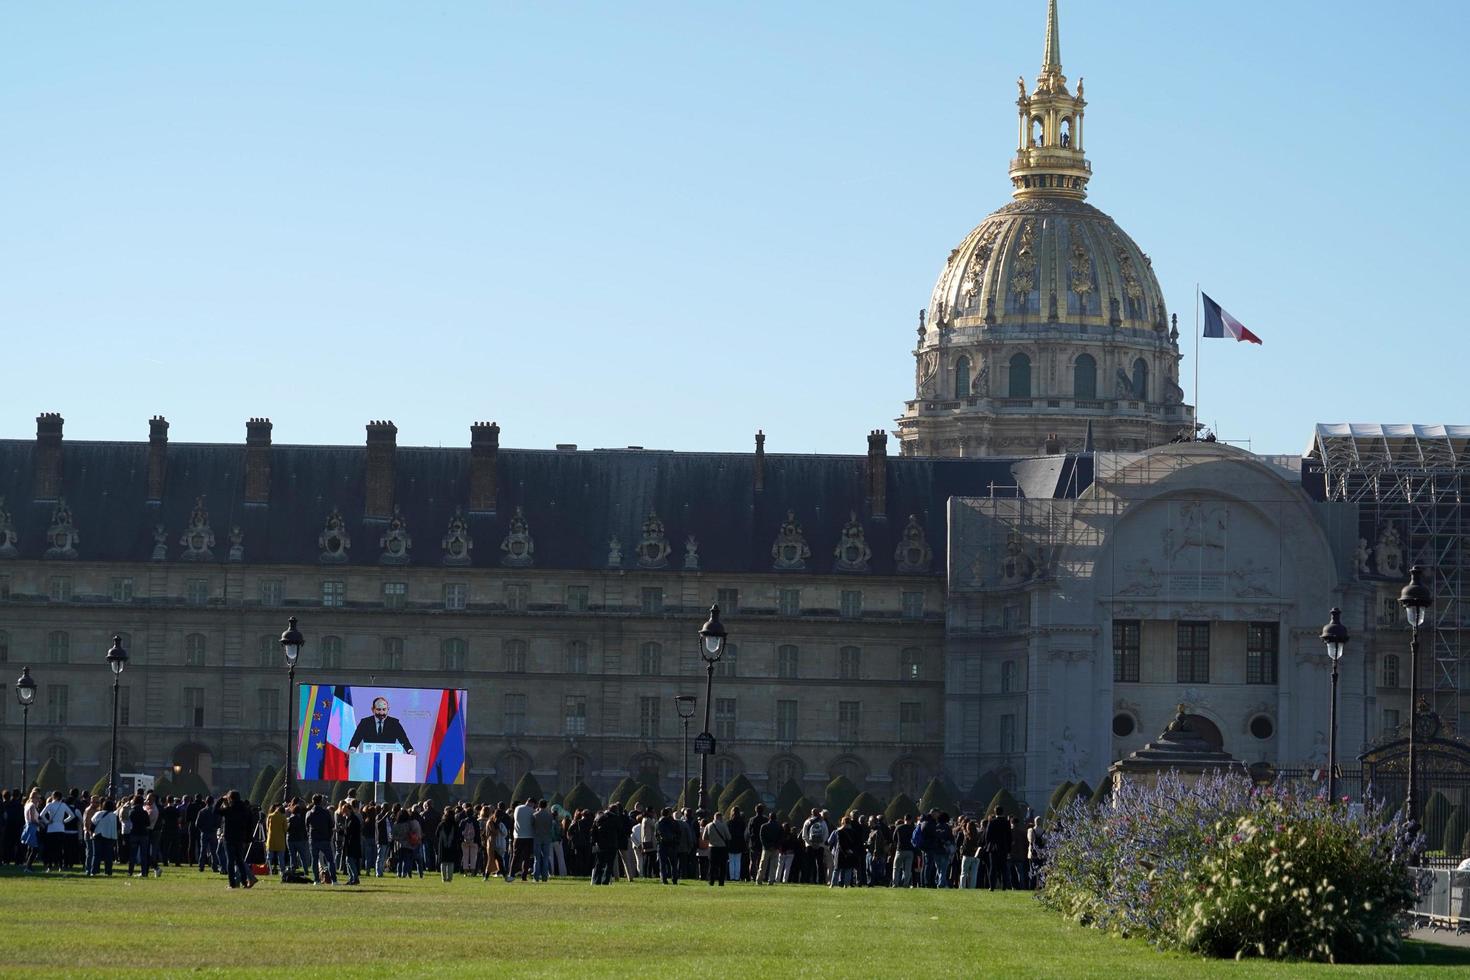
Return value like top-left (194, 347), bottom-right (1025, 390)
top-left (636, 511), bottom-right (671, 569)
top-left (894, 515), bottom-right (932, 573)
top-left (683, 534), bottom-right (700, 571)
top-left (151, 524), bottom-right (168, 561)
top-left (318, 507), bottom-right (351, 564)
top-left (44, 499), bottom-right (79, 560)
top-left (1373, 523), bottom-right (1404, 579)
top-left (606, 536), bottom-right (623, 569)
top-left (833, 512), bottom-right (872, 573)
top-left (500, 506), bottom-right (534, 568)
top-left (442, 507), bottom-right (473, 566)
top-left (228, 525), bottom-right (244, 563)
top-left (378, 506), bottom-right (412, 565)
top-left (771, 511), bottom-right (811, 571)
top-left (179, 496), bottom-right (215, 561)
top-left (0, 497), bottom-right (17, 559)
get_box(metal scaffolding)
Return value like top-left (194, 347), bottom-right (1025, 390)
top-left (1309, 424), bottom-right (1469, 725)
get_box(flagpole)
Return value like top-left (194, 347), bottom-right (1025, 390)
top-left (1193, 283), bottom-right (1200, 435)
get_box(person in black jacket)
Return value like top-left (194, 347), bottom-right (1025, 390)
top-left (745, 804), bottom-right (767, 883)
top-left (305, 795), bottom-right (337, 885)
top-left (347, 698), bottom-right (415, 755)
top-left (983, 806), bottom-right (1013, 892)
top-left (194, 799), bottom-right (219, 873)
top-left (220, 790), bottom-right (256, 888)
top-left (337, 800), bottom-right (363, 885)
top-left (590, 808), bottom-right (620, 885)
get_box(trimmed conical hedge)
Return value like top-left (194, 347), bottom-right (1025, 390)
top-left (883, 793), bottom-right (919, 822)
top-left (1047, 780), bottom-right (1074, 815)
top-left (510, 772), bottom-right (545, 804)
top-left (984, 787), bottom-right (1022, 820)
top-left (1089, 778), bottom-right (1112, 807)
top-left (824, 775), bottom-right (860, 816)
top-left (970, 770), bottom-right (1003, 808)
top-left (90, 775), bottom-right (110, 796)
top-left (172, 771), bottom-right (211, 799)
top-left (625, 783), bottom-right (665, 813)
top-left (563, 782), bottom-right (602, 814)
top-left (248, 765), bottom-right (278, 807)
top-left (917, 777), bottom-right (958, 815)
top-left (609, 776), bottom-right (639, 807)
top-left (773, 778), bottom-right (803, 816)
top-left (718, 774), bottom-right (755, 811)
top-left (264, 768), bottom-right (287, 807)
top-left (730, 788), bottom-right (762, 816)
top-left (676, 777), bottom-right (700, 809)
top-left (849, 791), bottom-right (884, 816)
top-left (330, 780), bottom-right (352, 804)
top-left (789, 796), bottom-right (818, 824)
top-left (33, 759), bottom-right (67, 795)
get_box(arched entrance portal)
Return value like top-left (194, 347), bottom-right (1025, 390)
top-left (172, 742), bottom-right (213, 788)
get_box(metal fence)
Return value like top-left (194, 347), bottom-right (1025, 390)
top-left (1412, 867), bottom-right (1470, 932)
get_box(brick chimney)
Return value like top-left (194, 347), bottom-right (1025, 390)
top-left (469, 421), bottom-right (500, 514)
top-left (364, 420), bottom-right (398, 519)
top-left (147, 416), bottom-right (169, 502)
top-left (865, 429), bottom-right (888, 519)
top-left (245, 418), bottom-right (272, 504)
top-left (33, 413), bottom-right (64, 501)
top-left (754, 430), bottom-right (766, 494)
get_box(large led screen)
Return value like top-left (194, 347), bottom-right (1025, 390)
top-left (295, 684), bottom-right (467, 785)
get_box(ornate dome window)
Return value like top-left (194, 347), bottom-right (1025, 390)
top-left (1074, 354), bottom-right (1097, 400)
top-left (1009, 354), bottom-right (1032, 398)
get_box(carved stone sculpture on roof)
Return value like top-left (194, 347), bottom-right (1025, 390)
top-left (606, 536), bottom-right (623, 569)
top-left (0, 497), bottom-right (16, 558)
top-left (318, 508), bottom-right (350, 564)
top-left (833, 512), bottom-right (872, 573)
top-left (442, 507), bottom-right (473, 567)
top-left (1373, 524), bottom-right (1403, 579)
top-left (683, 535), bottom-right (699, 571)
top-left (45, 499), bottom-right (79, 559)
top-left (178, 496), bottom-right (215, 561)
top-left (378, 506), bottom-right (412, 565)
top-left (771, 511), bottom-right (811, 571)
top-left (636, 512), bottom-right (671, 569)
top-left (1353, 538), bottom-right (1371, 578)
top-left (893, 514), bottom-right (932, 574)
top-left (151, 525), bottom-right (168, 562)
top-left (500, 507), bottom-right (534, 568)
top-left (999, 533), bottom-right (1035, 585)
top-left (228, 526), bottom-right (244, 563)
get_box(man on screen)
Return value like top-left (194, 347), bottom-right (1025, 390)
top-left (348, 697), bottom-right (415, 755)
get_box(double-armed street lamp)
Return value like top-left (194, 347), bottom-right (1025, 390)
top-left (15, 667), bottom-right (36, 788)
top-left (279, 617), bottom-right (304, 813)
top-left (1398, 565), bottom-right (1433, 830)
top-left (696, 605), bottom-right (728, 815)
top-left (1319, 608), bottom-right (1349, 803)
top-left (105, 636), bottom-right (129, 799)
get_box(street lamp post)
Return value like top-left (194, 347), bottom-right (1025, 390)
top-left (696, 605), bottom-right (728, 815)
top-left (675, 695), bottom-right (696, 807)
top-left (105, 636), bottom-right (129, 800)
top-left (1319, 608), bottom-right (1349, 804)
top-left (1398, 565), bottom-right (1432, 830)
top-left (279, 617), bottom-right (303, 815)
top-left (15, 667), bottom-right (36, 789)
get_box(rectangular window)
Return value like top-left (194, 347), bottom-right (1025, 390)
top-left (258, 579), bottom-right (283, 606)
top-left (321, 635), bottom-right (343, 670)
top-left (639, 697), bottom-right (660, 739)
top-left (837, 701), bottom-right (861, 741)
top-left (118, 686), bottom-right (130, 726)
top-left (443, 583), bottom-right (467, 611)
top-left (777, 645), bottom-right (798, 679)
top-left (47, 631), bottom-right (69, 664)
top-left (839, 646), bottom-right (861, 680)
top-left (566, 585), bottom-right (589, 612)
top-left (382, 581), bottom-right (407, 610)
top-left (713, 642), bottom-right (737, 678)
top-left (111, 577), bottom-right (134, 602)
top-left (901, 591), bottom-right (924, 620)
top-left (443, 638), bottom-right (467, 672)
top-left (902, 648), bottom-right (923, 681)
top-left (1382, 708), bottom-right (1400, 734)
top-left (503, 693), bottom-right (526, 735)
top-left (640, 587), bottom-right (664, 615)
top-left (778, 588), bottom-right (801, 617)
top-left (716, 588), bottom-right (740, 613)
top-left (321, 580), bottom-right (345, 608)
top-left (776, 700), bottom-right (798, 742)
top-left (47, 685), bottom-right (69, 725)
top-left (183, 687), bottom-right (205, 728)
top-left (1112, 620), bottom-right (1141, 683)
top-left (383, 637), bottom-right (404, 671)
top-left (1176, 621), bottom-right (1211, 684)
top-left (258, 635), bottom-right (277, 669)
top-left (1000, 714), bottom-right (1016, 754)
top-left (564, 695), bottom-right (587, 736)
top-left (715, 698), bottom-right (737, 740)
top-left (564, 641), bottom-right (588, 674)
top-left (184, 634), bottom-right (207, 667)
top-left (505, 583), bottom-right (529, 612)
top-left (503, 639), bottom-right (526, 673)
top-left (48, 576), bottom-right (73, 602)
top-left (257, 688), bottom-right (279, 730)
top-left (185, 579), bottom-right (209, 605)
top-left (1246, 622), bottom-right (1279, 684)
top-left (840, 590), bottom-right (863, 619)
top-left (899, 701), bottom-right (922, 742)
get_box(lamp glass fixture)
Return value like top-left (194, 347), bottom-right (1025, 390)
top-left (16, 668), bottom-right (36, 705)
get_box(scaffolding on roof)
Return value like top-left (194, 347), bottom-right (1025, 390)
top-left (1308, 423), bottom-right (1469, 727)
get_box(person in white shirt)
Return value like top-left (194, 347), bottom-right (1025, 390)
top-left (21, 789), bottom-right (43, 871)
top-left (39, 791), bottom-right (72, 871)
top-left (90, 800), bottom-right (121, 876)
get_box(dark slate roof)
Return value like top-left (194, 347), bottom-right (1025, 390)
top-left (0, 439), bottom-right (1089, 574)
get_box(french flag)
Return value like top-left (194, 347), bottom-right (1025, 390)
top-left (1201, 292), bottom-right (1262, 344)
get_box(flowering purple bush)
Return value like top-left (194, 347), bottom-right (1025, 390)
top-left (1036, 771), bottom-right (1423, 962)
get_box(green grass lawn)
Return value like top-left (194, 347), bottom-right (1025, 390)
top-left (1, 867), bottom-right (1467, 977)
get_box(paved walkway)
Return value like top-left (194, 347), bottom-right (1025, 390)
top-left (1410, 926), bottom-right (1470, 949)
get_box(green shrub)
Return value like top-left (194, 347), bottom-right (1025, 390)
top-left (849, 792), bottom-right (884, 816)
top-left (719, 774), bottom-right (754, 811)
top-left (918, 778), bottom-right (957, 814)
top-left (824, 775), bottom-right (860, 816)
top-left (883, 793), bottom-right (918, 822)
top-left (609, 777), bottom-right (639, 807)
top-left (984, 788), bottom-right (1021, 820)
top-left (33, 759), bottom-right (67, 795)
top-left (471, 776), bottom-right (498, 806)
top-left (248, 765), bottom-right (278, 806)
top-left (625, 783), bottom-right (665, 813)
top-left (773, 779), bottom-right (803, 815)
top-left (1047, 781), bottom-right (1074, 815)
top-left (970, 771), bottom-right (1003, 809)
top-left (730, 788), bottom-right (762, 816)
top-left (510, 772), bottom-right (544, 803)
top-left (788, 796), bottom-right (818, 824)
top-left (676, 778), bottom-right (701, 809)
top-left (563, 782), bottom-right (602, 814)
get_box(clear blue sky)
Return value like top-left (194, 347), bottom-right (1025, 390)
top-left (2, 1), bottom-right (1464, 455)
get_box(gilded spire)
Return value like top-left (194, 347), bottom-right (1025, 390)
top-left (1009, 0), bottom-right (1089, 200)
top-left (1042, 0), bottom-right (1061, 74)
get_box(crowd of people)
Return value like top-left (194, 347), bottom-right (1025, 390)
top-left (0, 785), bottom-right (1047, 891)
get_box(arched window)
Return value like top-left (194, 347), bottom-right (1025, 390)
top-left (892, 758), bottom-right (922, 798)
top-left (1009, 353), bottom-right (1031, 397)
top-left (185, 633), bottom-right (207, 667)
top-left (954, 356), bottom-right (971, 398)
top-left (639, 642), bottom-right (661, 676)
top-left (1073, 353), bottom-right (1097, 400)
top-left (1059, 117), bottom-right (1072, 148)
top-left (1381, 654), bottom-right (1399, 688)
top-left (564, 640), bottom-right (588, 674)
top-left (560, 754), bottom-right (588, 792)
top-left (1031, 117), bottom-right (1044, 147)
top-left (502, 638), bottom-right (525, 673)
top-left (771, 757), bottom-right (802, 791)
top-left (320, 635), bottom-right (342, 670)
top-left (1000, 660), bottom-right (1016, 694)
top-left (46, 743), bottom-right (70, 767)
top-left (442, 637), bottom-right (467, 672)
top-left (497, 751), bottom-right (529, 788)
top-left (830, 757), bottom-right (864, 783)
top-left (1131, 358), bottom-right (1149, 401)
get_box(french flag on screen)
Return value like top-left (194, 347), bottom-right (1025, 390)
top-left (1201, 292), bottom-right (1262, 344)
